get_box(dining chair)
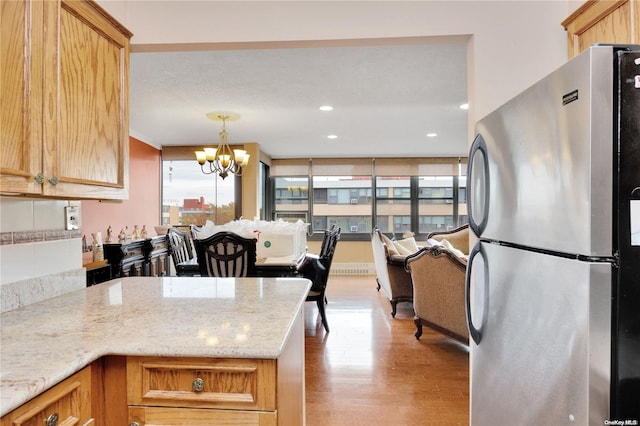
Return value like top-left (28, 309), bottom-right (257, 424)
top-left (193, 231), bottom-right (258, 277)
top-left (297, 226), bottom-right (341, 332)
top-left (166, 227), bottom-right (199, 276)
top-left (318, 224), bottom-right (336, 258)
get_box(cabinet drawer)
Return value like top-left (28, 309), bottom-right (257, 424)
top-left (129, 405), bottom-right (277, 426)
top-left (127, 357), bottom-right (276, 411)
top-left (1, 367), bottom-right (93, 426)
top-left (122, 245), bottom-right (145, 262)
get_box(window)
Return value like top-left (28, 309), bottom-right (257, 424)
top-left (162, 160), bottom-right (237, 226)
top-left (259, 161), bottom-right (270, 220)
top-left (418, 176), bottom-right (454, 233)
top-left (312, 176), bottom-right (372, 234)
top-left (458, 176), bottom-right (468, 227)
top-left (271, 158), bottom-right (467, 240)
top-left (375, 176), bottom-right (411, 234)
top-left (274, 177), bottom-right (309, 209)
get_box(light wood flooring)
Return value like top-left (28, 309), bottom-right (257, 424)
top-left (303, 275), bottom-right (470, 426)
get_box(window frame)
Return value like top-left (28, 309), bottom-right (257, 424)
top-left (273, 173), bottom-right (467, 241)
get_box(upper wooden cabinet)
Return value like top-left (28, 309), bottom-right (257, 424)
top-left (562, 0), bottom-right (640, 59)
top-left (0, 0), bottom-right (132, 199)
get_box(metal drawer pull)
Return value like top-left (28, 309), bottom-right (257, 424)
top-left (129, 423), bottom-right (140, 426)
top-left (192, 377), bottom-right (205, 392)
top-left (44, 412), bottom-right (58, 426)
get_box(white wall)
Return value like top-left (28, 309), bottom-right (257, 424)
top-left (1, 1), bottom-right (578, 309)
top-left (0, 197), bottom-right (85, 311)
top-left (97, 0), bottom-right (573, 134)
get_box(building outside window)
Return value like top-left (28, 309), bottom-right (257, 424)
top-left (271, 176), bottom-right (310, 223)
top-left (418, 176), bottom-right (455, 233)
top-left (375, 176), bottom-right (411, 235)
top-left (271, 158), bottom-right (467, 240)
top-left (161, 159), bottom-right (236, 226)
top-left (312, 176), bottom-right (372, 234)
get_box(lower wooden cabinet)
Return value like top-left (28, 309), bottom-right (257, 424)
top-left (128, 406), bottom-right (277, 426)
top-left (2, 306), bottom-right (305, 426)
top-left (126, 357), bottom-right (277, 424)
top-left (0, 367), bottom-right (94, 426)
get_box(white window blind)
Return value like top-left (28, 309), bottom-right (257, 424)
top-left (270, 157), bottom-right (467, 176)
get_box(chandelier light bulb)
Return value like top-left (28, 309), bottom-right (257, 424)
top-left (195, 112), bottom-right (248, 179)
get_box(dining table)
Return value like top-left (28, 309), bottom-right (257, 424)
top-left (175, 253), bottom-right (305, 278)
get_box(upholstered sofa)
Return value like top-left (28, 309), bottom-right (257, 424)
top-left (404, 224), bottom-right (470, 345)
top-left (426, 224), bottom-right (472, 256)
top-left (371, 229), bottom-right (416, 317)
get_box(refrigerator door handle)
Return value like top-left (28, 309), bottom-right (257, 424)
top-left (467, 134), bottom-right (490, 237)
top-left (466, 241), bottom-right (489, 345)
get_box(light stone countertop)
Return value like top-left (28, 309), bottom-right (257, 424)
top-left (0, 276), bottom-right (311, 417)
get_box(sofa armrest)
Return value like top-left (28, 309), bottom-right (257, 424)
top-left (426, 224), bottom-right (470, 256)
top-left (388, 254), bottom-right (408, 266)
top-left (405, 245), bottom-right (469, 345)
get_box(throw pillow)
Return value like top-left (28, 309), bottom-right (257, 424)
top-left (427, 238), bottom-right (443, 247)
top-left (393, 237), bottom-right (420, 256)
top-left (440, 238), bottom-right (466, 259)
top-left (380, 233), bottom-right (399, 256)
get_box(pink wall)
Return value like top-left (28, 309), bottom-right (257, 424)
top-left (81, 137), bottom-right (161, 245)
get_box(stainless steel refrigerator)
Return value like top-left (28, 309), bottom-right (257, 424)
top-left (466, 44), bottom-right (640, 425)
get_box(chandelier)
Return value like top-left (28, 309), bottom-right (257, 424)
top-left (195, 112), bottom-right (250, 179)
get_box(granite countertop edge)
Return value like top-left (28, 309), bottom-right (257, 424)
top-left (0, 276), bottom-right (311, 417)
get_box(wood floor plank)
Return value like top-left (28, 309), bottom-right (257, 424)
top-left (304, 275), bottom-right (470, 425)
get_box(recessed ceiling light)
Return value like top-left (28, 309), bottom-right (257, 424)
top-left (426, 133), bottom-right (438, 138)
top-left (319, 105), bottom-right (333, 111)
top-left (327, 134), bottom-right (338, 139)
top-left (459, 103), bottom-right (469, 110)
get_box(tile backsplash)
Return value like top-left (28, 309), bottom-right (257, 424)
top-left (0, 196), bottom-right (84, 312)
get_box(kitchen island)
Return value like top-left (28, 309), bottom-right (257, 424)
top-left (0, 276), bottom-right (310, 425)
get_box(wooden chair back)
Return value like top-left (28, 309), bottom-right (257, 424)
top-left (297, 227), bottom-right (341, 332)
top-left (167, 227), bottom-right (196, 276)
top-left (194, 232), bottom-right (257, 277)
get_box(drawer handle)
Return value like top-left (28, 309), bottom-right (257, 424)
top-left (129, 423), bottom-right (140, 426)
top-left (192, 377), bottom-right (205, 392)
top-left (44, 412), bottom-right (58, 426)
top-left (34, 173), bottom-right (45, 184)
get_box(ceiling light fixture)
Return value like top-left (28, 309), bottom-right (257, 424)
top-left (195, 112), bottom-right (250, 179)
top-left (427, 133), bottom-right (438, 137)
top-left (459, 103), bottom-right (469, 110)
top-left (319, 105), bottom-right (334, 111)
top-left (327, 134), bottom-right (338, 139)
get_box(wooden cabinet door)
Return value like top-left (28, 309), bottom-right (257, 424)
top-left (148, 254), bottom-right (168, 277)
top-left (0, 0), bottom-right (44, 195)
top-left (0, 367), bottom-right (93, 426)
top-left (128, 406), bottom-right (277, 426)
top-left (562, 0), bottom-right (640, 58)
top-left (41, 0), bottom-right (131, 199)
top-left (1, 0), bottom-right (131, 199)
top-left (127, 357), bottom-right (277, 411)
top-left (147, 236), bottom-right (170, 277)
top-left (123, 260), bottom-right (145, 277)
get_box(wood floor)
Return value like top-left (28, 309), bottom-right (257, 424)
top-left (303, 275), bottom-right (470, 426)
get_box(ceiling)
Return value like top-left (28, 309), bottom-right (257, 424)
top-left (129, 39), bottom-right (469, 160)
